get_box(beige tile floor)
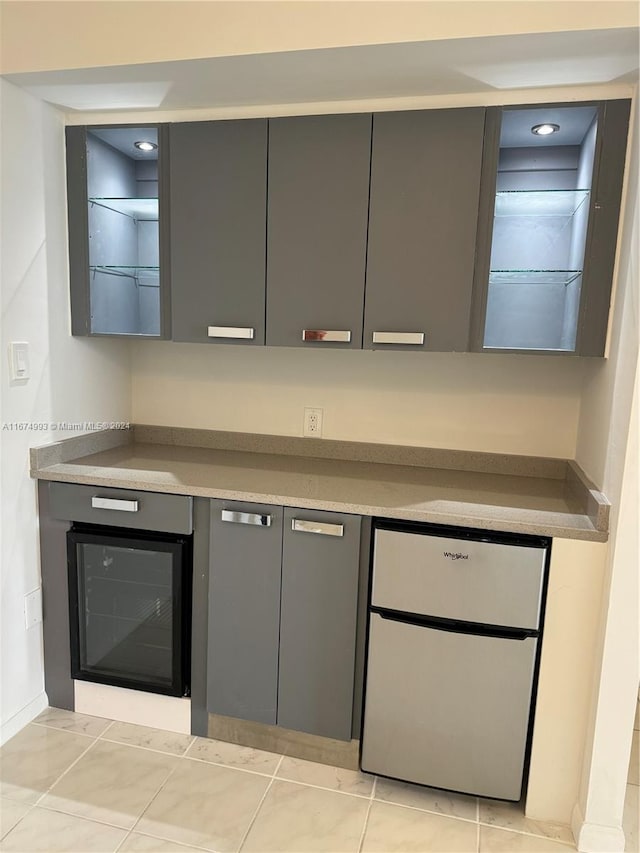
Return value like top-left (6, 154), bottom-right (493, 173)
top-left (0, 707), bottom-right (597, 853)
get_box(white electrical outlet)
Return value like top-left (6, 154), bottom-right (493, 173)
top-left (24, 588), bottom-right (42, 629)
top-left (303, 407), bottom-right (323, 437)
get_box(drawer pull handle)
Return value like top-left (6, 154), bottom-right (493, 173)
top-left (91, 497), bottom-right (139, 512)
top-left (208, 326), bottom-right (255, 340)
top-left (221, 510), bottom-right (272, 527)
top-left (302, 330), bottom-right (351, 343)
top-left (292, 519), bottom-right (344, 537)
top-left (372, 331), bottom-right (425, 345)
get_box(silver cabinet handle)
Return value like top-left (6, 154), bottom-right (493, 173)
top-left (302, 330), bottom-right (351, 343)
top-left (221, 509), bottom-right (272, 527)
top-left (91, 496), bottom-right (139, 512)
top-left (372, 331), bottom-right (425, 345)
top-left (208, 326), bottom-right (255, 340)
top-left (292, 519), bottom-right (344, 537)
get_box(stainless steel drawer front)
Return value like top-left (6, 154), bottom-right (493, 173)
top-left (91, 497), bottom-right (139, 512)
top-left (48, 482), bottom-right (193, 534)
top-left (372, 529), bottom-right (546, 630)
top-left (207, 326), bottom-right (255, 339)
top-left (221, 509), bottom-right (272, 527)
top-left (361, 612), bottom-right (537, 799)
top-left (291, 519), bottom-right (344, 537)
top-left (372, 331), bottom-right (425, 345)
top-left (302, 330), bottom-right (351, 343)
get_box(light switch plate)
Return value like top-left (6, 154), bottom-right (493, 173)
top-left (24, 588), bottom-right (42, 629)
top-left (9, 341), bottom-right (30, 382)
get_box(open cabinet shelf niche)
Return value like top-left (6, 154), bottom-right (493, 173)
top-left (484, 105), bottom-right (598, 352)
top-left (86, 128), bottom-right (161, 336)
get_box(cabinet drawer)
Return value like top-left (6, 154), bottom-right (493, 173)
top-left (48, 482), bottom-right (192, 534)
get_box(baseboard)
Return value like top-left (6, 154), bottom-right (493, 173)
top-left (74, 681), bottom-right (191, 734)
top-left (0, 691), bottom-right (48, 746)
top-left (208, 712), bottom-right (360, 770)
top-left (572, 801), bottom-right (626, 853)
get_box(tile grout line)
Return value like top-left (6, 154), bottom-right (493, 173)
top-left (97, 720), bottom-right (116, 739)
top-left (236, 770), bottom-right (281, 852)
top-left (1, 731), bottom-right (109, 843)
top-left (99, 736), bottom-right (198, 759)
top-left (121, 828), bottom-right (219, 853)
top-left (479, 821), bottom-right (575, 848)
top-left (29, 721), bottom-right (102, 739)
top-left (267, 773), bottom-right (375, 800)
top-left (113, 828), bottom-right (131, 853)
top-left (129, 753), bottom-right (185, 837)
top-left (357, 779), bottom-right (376, 853)
top-left (272, 755), bottom-right (285, 778)
top-left (31, 731), bottom-right (102, 808)
top-left (371, 795), bottom-right (481, 826)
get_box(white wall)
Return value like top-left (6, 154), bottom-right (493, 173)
top-left (0, 80), bottom-right (131, 743)
top-left (572, 92), bottom-right (639, 851)
top-left (132, 344), bottom-right (586, 457)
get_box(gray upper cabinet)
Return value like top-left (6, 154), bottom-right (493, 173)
top-left (66, 124), bottom-right (170, 338)
top-left (278, 509), bottom-right (361, 741)
top-left (364, 108), bottom-right (486, 352)
top-left (266, 114), bottom-right (372, 348)
top-left (170, 120), bottom-right (267, 345)
top-left (207, 500), bottom-right (283, 725)
top-left (470, 100), bottom-right (631, 356)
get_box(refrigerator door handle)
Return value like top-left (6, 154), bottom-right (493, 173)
top-left (372, 607), bottom-right (536, 641)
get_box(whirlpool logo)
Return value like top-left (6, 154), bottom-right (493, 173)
top-left (443, 551), bottom-right (469, 560)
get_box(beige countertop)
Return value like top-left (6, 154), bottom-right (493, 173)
top-left (30, 427), bottom-right (609, 541)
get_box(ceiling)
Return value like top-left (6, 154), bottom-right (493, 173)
top-left (3, 27), bottom-right (638, 114)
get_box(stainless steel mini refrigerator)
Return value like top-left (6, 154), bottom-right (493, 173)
top-left (361, 521), bottom-right (549, 801)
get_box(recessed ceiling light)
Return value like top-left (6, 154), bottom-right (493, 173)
top-left (134, 140), bottom-right (157, 152)
top-left (531, 123), bottom-right (560, 136)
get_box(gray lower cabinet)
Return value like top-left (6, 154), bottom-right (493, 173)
top-left (266, 114), bottom-right (372, 348)
top-left (278, 509), bottom-right (362, 741)
top-left (207, 500), bottom-right (361, 741)
top-left (170, 120), bottom-right (267, 344)
top-left (364, 108), bottom-right (486, 351)
top-left (207, 501), bottom-right (283, 724)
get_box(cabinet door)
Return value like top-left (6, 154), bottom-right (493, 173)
top-left (207, 501), bottom-right (282, 725)
top-left (364, 108), bottom-right (486, 351)
top-left (170, 121), bottom-right (267, 344)
top-left (278, 509), bottom-right (361, 741)
top-left (266, 114), bottom-right (371, 348)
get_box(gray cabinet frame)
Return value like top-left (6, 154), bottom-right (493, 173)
top-left (266, 114), bottom-right (372, 349)
top-left (470, 99), bottom-right (631, 357)
top-left (65, 124), bottom-right (171, 339)
top-left (364, 108), bottom-right (486, 352)
top-left (169, 120), bottom-right (268, 345)
top-left (278, 508), bottom-right (362, 741)
top-left (207, 500), bottom-right (283, 725)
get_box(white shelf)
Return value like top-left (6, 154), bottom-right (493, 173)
top-left (489, 270), bottom-right (583, 286)
top-left (89, 197), bottom-right (158, 220)
top-left (90, 266), bottom-right (160, 287)
top-left (494, 189), bottom-right (590, 218)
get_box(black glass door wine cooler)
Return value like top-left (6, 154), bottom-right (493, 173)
top-left (68, 524), bottom-right (191, 696)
